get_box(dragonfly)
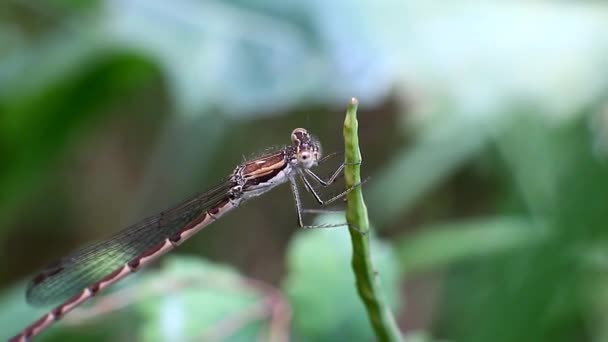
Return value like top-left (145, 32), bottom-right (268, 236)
top-left (10, 128), bottom-right (361, 342)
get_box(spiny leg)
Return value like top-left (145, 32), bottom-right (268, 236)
top-left (301, 209), bottom-right (345, 214)
top-left (305, 158), bottom-right (362, 188)
top-left (289, 177), bottom-right (306, 228)
top-left (299, 172), bottom-right (368, 206)
top-left (299, 156), bottom-right (364, 205)
top-left (304, 165), bottom-right (344, 187)
top-left (289, 177), bottom-right (364, 232)
top-left (317, 151), bottom-right (361, 167)
top-left (317, 151), bottom-right (341, 165)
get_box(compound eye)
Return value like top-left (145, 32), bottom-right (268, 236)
top-left (298, 151), bottom-right (315, 167)
top-left (291, 128), bottom-right (308, 144)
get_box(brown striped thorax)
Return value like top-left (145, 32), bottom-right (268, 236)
top-left (229, 128), bottom-right (321, 201)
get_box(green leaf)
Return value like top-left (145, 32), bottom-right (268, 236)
top-left (0, 47), bottom-right (159, 225)
top-left (134, 257), bottom-right (265, 342)
top-left (0, 283), bottom-right (50, 340)
top-left (284, 218), bottom-right (399, 342)
top-left (396, 216), bottom-right (547, 276)
top-left (0, 257), bottom-right (270, 341)
top-left (367, 116), bottom-right (491, 227)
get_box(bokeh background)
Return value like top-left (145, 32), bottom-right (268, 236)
top-left (2, 1), bottom-right (608, 341)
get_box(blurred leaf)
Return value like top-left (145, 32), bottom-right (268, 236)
top-left (0, 283), bottom-right (49, 340)
top-left (284, 215), bottom-right (400, 342)
top-left (99, 0), bottom-right (392, 115)
top-left (403, 331), bottom-right (450, 342)
top-left (0, 269), bottom-right (147, 341)
top-left (494, 113), bottom-right (580, 217)
top-left (3, 0), bottom-right (394, 115)
top-left (0, 257), bottom-right (272, 341)
top-left (370, 2), bottom-right (608, 120)
top-left (368, 116), bottom-right (492, 226)
top-left (438, 115), bottom-right (608, 342)
top-left (0, 47), bottom-right (159, 224)
top-left (134, 257), bottom-right (265, 342)
top-left (396, 216), bottom-right (546, 276)
top-left (582, 273), bottom-right (608, 341)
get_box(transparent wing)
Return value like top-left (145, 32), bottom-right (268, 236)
top-left (26, 179), bottom-right (235, 306)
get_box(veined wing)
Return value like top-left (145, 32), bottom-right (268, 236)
top-left (26, 179), bottom-right (235, 306)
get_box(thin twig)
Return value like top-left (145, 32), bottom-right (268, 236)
top-left (343, 97), bottom-right (403, 342)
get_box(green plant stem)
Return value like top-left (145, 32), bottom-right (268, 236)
top-left (343, 98), bottom-right (403, 342)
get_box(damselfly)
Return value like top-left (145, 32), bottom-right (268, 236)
top-left (10, 128), bottom-right (360, 342)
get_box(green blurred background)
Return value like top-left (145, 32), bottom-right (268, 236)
top-left (2, 1), bottom-right (608, 341)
